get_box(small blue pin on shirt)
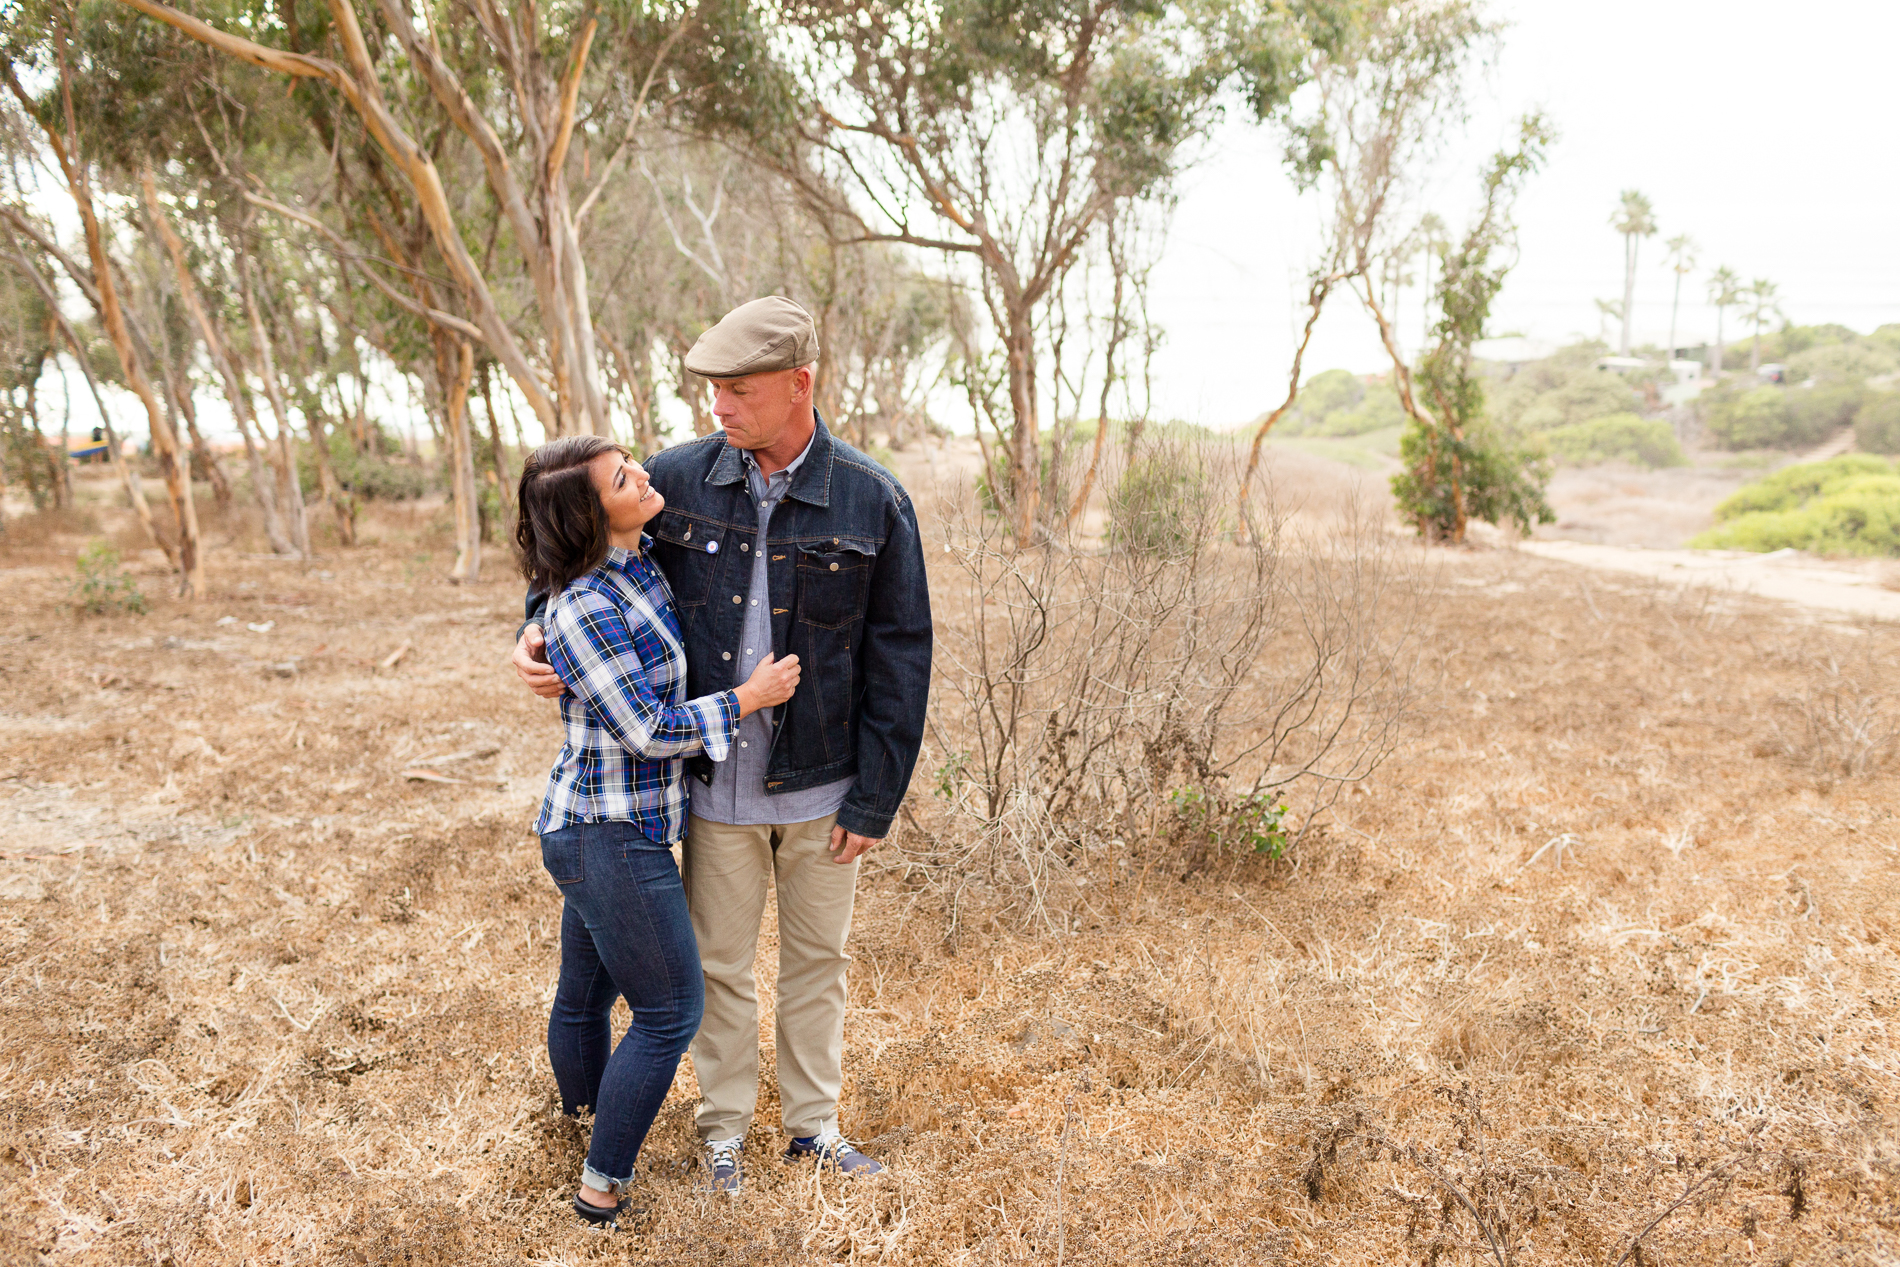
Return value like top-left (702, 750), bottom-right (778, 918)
top-left (706, 540), bottom-right (719, 553)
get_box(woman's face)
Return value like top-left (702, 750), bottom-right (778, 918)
top-left (589, 450), bottom-right (664, 540)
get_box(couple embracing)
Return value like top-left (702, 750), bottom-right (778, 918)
top-left (507, 297), bottom-right (932, 1228)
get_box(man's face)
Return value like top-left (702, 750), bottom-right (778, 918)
top-left (710, 366), bottom-right (812, 451)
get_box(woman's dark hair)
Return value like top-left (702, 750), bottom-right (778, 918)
top-left (515, 435), bottom-right (629, 593)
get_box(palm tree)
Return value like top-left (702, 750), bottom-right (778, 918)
top-left (1663, 234), bottom-right (1697, 363)
top-left (1706, 266), bottom-right (1742, 374)
top-left (1743, 278), bottom-right (1782, 373)
top-left (1611, 190), bottom-right (1657, 356)
top-left (1594, 298), bottom-right (1624, 346)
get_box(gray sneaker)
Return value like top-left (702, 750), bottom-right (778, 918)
top-left (704, 1136), bottom-right (743, 1193)
top-left (785, 1129), bottom-right (883, 1175)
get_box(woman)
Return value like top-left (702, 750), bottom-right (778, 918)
top-left (516, 435), bottom-right (799, 1228)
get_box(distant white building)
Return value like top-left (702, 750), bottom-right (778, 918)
top-left (1596, 354), bottom-right (1705, 405)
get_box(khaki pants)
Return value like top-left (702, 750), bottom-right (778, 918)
top-left (681, 812), bottom-right (857, 1141)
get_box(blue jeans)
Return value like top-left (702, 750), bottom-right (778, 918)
top-left (540, 820), bottom-right (704, 1191)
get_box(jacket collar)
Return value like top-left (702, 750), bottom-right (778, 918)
top-left (705, 411), bottom-right (834, 509)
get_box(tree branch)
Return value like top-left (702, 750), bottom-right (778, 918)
top-left (546, 17), bottom-right (597, 186)
top-left (574, 15), bottom-right (694, 226)
top-left (243, 192), bottom-right (486, 342)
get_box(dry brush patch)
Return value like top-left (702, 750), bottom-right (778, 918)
top-left (0, 493), bottom-right (1896, 1265)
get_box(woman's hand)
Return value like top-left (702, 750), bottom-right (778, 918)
top-left (734, 652), bottom-right (800, 717)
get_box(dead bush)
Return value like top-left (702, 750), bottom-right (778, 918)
top-left (1766, 646), bottom-right (1899, 777)
top-left (912, 436), bottom-right (1424, 930)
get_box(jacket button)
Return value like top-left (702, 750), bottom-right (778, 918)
top-left (722, 652), bottom-right (732, 661)
top-left (829, 562), bottom-right (839, 571)
top-left (832, 536), bottom-right (840, 544)
top-left (733, 595), bottom-right (742, 604)
top-left (740, 542), bottom-right (750, 552)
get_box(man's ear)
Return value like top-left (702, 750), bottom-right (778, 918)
top-left (793, 363), bottom-right (816, 403)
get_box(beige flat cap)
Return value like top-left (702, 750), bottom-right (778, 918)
top-left (684, 295), bottom-right (820, 378)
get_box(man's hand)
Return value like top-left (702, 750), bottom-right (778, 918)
top-left (828, 824), bottom-right (881, 865)
top-left (512, 623), bottom-right (569, 699)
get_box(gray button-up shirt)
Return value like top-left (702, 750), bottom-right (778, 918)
top-left (690, 431), bottom-right (855, 827)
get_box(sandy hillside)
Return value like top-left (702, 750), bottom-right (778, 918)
top-left (1, 461), bottom-right (1897, 1266)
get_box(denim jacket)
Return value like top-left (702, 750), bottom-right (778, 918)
top-left (526, 417), bottom-right (932, 839)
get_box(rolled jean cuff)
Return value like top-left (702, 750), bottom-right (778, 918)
top-left (581, 1161), bottom-right (630, 1193)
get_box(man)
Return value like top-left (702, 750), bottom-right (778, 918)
top-left (512, 296), bottom-right (932, 1192)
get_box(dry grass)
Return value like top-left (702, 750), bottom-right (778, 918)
top-left (1, 468), bottom-right (1897, 1265)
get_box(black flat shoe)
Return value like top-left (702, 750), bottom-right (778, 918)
top-left (572, 1194), bottom-right (634, 1229)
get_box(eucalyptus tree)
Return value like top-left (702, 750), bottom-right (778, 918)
top-left (1663, 232), bottom-right (1695, 362)
top-left (1706, 264), bottom-right (1740, 374)
top-left (113, 0), bottom-right (744, 442)
top-left (1413, 211), bottom-right (1448, 337)
top-left (1393, 114), bottom-right (1555, 543)
top-left (1237, 0), bottom-right (1492, 527)
top-left (0, 32), bottom-right (204, 594)
top-left (0, 253), bottom-right (60, 518)
top-left (740, 0), bottom-right (1323, 542)
top-left (0, 221), bottom-right (164, 545)
top-left (1610, 188), bottom-right (1654, 356)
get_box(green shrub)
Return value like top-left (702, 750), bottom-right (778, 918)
top-left (1785, 341), bottom-right (1897, 386)
top-left (1170, 785), bottom-right (1291, 859)
top-left (1786, 383), bottom-right (1866, 438)
top-left (1703, 385), bottom-right (1814, 449)
top-left (1543, 413), bottom-right (1685, 468)
top-left (1856, 393), bottom-right (1900, 454)
top-left (1109, 440), bottom-right (1213, 555)
top-left (1710, 454), bottom-right (1892, 520)
top-left (1692, 456), bottom-right (1900, 556)
top-left (1511, 369), bottom-right (1643, 432)
top-left (299, 431), bottom-right (433, 500)
top-left (1276, 368), bottom-right (1365, 435)
top-left (1391, 416), bottom-right (1553, 538)
top-left (1314, 378), bottom-right (1406, 436)
top-left (69, 540), bottom-right (146, 615)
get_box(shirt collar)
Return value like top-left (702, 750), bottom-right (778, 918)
top-left (606, 535), bottom-right (653, 569)
top-left (741, 425), bottom-right (817, 491)
top-left (707, 412), bottom-right (834, 507)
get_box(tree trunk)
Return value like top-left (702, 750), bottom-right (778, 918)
top-left (1619, 233), bottom-right (1636, 356)
top-left (441, 338), bottom-right (480, 582)
top-left (51, 350), bottom-right (73, 509)
top-left (1362, 276), bottom-right (1464, 541)
top-left (281, 290), bottom-right (356, 547)
top-left (1236, 275), bottom-right (1336, 541)
top-left (24, 66), bottom-right (206, 591)
top-left (676, 350), bottom-right (715, 437)
top-left (1667, 272), bottom-right (1682, 364)
top-left (161, 359), bottom-right (232, 513)
top-left (1003, 306), bottom-right (1040, 544)
top-left (1713, 309), bottom-right (1726, 376)
top-left (477, 362), bottom-right (514, 517)
top-left (144, 171), bottom-right (295, 554)
top-left (75, 181), bottom-right (202, 593)
top-left (305, 403), bottom-right (355, 546)
top-left (239, 258), bottom-right (310, 556)
top-left (4, 226), bottom-right (165, 552)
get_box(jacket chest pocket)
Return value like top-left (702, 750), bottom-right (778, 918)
top-left (795, 542), bottom-right (875, 629)
top-left (648, 510), bottom-right (722, 608)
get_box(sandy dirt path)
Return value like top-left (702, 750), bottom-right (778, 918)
top-left (1516, 539), bottom-right (1900, 621)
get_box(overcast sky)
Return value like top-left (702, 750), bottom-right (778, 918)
top-left (1147, 0), bottom-right (1900, 429)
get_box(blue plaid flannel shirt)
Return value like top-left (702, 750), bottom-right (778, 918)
top-left (534, 542), bottom-right (739, 844)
